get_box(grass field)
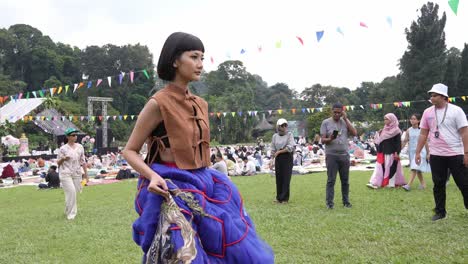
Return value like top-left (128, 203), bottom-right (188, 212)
top-left (1, 170), bottom-right (467, 264)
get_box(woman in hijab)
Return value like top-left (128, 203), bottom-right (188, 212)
top-left (367, 113), bottom-right (406, 189)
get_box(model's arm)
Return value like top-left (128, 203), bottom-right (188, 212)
top-left (122, 98), bottom-right (168, 196)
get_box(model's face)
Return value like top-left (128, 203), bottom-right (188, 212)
top-left (278, 123), bottom-right (288, 132)
top-left (175, 50), bottom-right (204, 82)
top-left (430, 93), bottom-right (444, 105)
top-left (409, 116), bottom-right (419, 126)
top-left (67, 134), bottom-right (77, 143)
top-left (332, 108), bottom-right (342, 121)
top-left (384, 117), bottom-right (391, 126)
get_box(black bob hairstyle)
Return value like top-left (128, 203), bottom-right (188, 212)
top-left (157, 32), bottom-right (205, 81)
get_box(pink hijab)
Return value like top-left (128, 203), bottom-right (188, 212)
top-left (375, 113), bottom-right (401, 144)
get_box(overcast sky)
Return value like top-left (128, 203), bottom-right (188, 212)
top-left (1, 0), bottom-right (466, 92)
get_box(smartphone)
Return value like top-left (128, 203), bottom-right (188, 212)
top-left (332, 130), bottom-right (339, 138)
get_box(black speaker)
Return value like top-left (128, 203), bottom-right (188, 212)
top-left (95, 128), bottom-right (113, 149)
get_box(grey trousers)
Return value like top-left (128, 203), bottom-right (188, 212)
top-left (325, 154), bottom-right (350, 206)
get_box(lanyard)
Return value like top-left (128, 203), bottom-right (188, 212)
top-left (434, 104), bottom-right (448, 130)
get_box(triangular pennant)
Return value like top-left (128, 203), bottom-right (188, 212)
top-left (38, 90), bottom-right (44, 97)
top-left (73, 83), bottom-right (78, 93)
top-left (131, 115), bottom-right (135, 120)
top-left (32, 91), bottom-right (37, 98)
top-left (87, 81), bottom-right (92, 88)
top-left (448, 0), bottom-right (459, 15)
top-left (291, 108), bottom-right (296, 114)
top-left (268, 110), bottom-right (272, 115)
top-left (106, 116), bottom-right (111, 120)
top-left (360, 22), bottom-right (368, 28)
top-left (238, 111), bottom-right (242, 116)
top-left (143, 69), bottom-right (150, 79)
top-left (306, 108), bottom-right (311, 113)
top-left (80, 116), bottom-right (85, 121)
top-left (98, 116), bottom-right (103, 121)
top-left (248, 111), bottom-right (252, 116)
top-left (65, 85), bottom-right (69, 93)
top-left (50, 88), bottom-right (54, 96)
top-left (217, 112), bottom-right (221, 118)
top-left (360, 105), bottom-right (364, 109)
top-left (296, 36), bottom-right (304, 45)
top-left (336, 27), bottom-right (344, 36)
top-left (91, 116), bottom-right (96, 121)
top-left (302, 108), bottom-right (306, 113)
top-left (231, 112), bottom-right (235, 117)
top-left (130, 71), bottom-right (134, 83)
top-left (275, 41), bottom-right (282, 48)
top-left (26, 92), bottom-right (30, 99)
top-left (223, 112), bottom-right (227, 117)
top-left (123, 115), bottom-right (128, 120)
top-left (18, 93), bottom-right (23, 99)
top-left (57, 86), bottom-right (62, 94)
top-left (316, 31), bottom-right (324, 42)
top-left (278, 109), bottom-right (283, 115)
top-left (78, 82), bottom-right (84, 89)
top-left (107, 76), bottom-right (112, 87)
top-left (113, 116), bottom-right (117, 120)
top-left (461, 96), bottom-right (466, 101)
top-left (119, 115), bottom-right (123, 120)
top-left (96, 79), bottom-right (103, 87)
top-left (351, 105), bottom-right (355, 110)
top-left (119, 73), bottom-right (123, 85)
top-left (253, 111), bottom-right (258, 116)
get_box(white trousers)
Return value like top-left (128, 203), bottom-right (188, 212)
top-left (60, 174), bottom-right (82, 220)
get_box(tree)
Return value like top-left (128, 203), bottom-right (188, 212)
top-left (399, 2), bottom-right (447, 113)
top-left (443, 47), bottom-right (462, 95)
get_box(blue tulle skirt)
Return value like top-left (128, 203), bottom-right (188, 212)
top-left (133, 163), bottom-right (274, 263)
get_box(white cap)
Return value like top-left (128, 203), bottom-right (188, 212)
top-left (276, 118), bottom-right (288, 126)
top-left (427, 83), bottom-right (448, 97)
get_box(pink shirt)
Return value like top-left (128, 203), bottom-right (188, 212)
top-left (420, 104), bottom-right (468, 156)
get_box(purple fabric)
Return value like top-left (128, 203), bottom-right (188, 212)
top-left (133, 163), bottom-right (274, 263)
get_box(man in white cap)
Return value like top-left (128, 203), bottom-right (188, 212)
top-left (415, 83), bottom-right (468, 221)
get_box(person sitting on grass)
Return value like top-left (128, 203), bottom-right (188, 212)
top-left (38, 165), bottom-right (60, 189)
top-left (241, 156), bottom-right (256, 176)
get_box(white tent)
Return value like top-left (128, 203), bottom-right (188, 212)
top-left (0, 98), bottom-right (45, 124)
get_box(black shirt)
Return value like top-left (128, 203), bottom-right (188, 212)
top-left (46, 171), bottom-right (60, 188)
top-left (376, 134), bottom-right (401, 155)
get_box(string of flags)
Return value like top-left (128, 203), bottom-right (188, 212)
top-left (207, 0), bottom-right (461, 64)
top-left (11, 114), bottom-right (139, 123)
top-left (0, 69), bottom-right (151, 105)
top-left (207, 95), bottom-right (468, 118)
top-left (2, 95), bottom-right (467, 122)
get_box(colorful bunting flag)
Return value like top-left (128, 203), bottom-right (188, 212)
top-left (360, 22), bottom-right (368, 28)
top-left (448, 0), bottom-right (459, 15)
top-left (296, 36), bottom-right (304, 46)
top-left (316, 31), bottom-right (324, 42)
top-left (142, 69), bottom-right (150, 79)
top-left (129, 71), bottom-right (134, 83)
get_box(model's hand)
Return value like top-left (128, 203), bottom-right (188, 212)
top-left (464, 154), bottom-right (468, 167)
top-left (148, 174), bottom-right (169, 198)
top-left (63, 156), bottom-right (70, 161)
top-left (426, 153), bottom-right (431, 162)
top-left (415, 153), bottom-right (421, 165)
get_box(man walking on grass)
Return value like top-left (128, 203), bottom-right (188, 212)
top-left (415, 83), bottom-right (468, 221)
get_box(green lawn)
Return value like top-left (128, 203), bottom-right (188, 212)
top-left (1, 170), bottom-right (467, 264)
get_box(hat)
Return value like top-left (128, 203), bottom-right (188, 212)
top-left (427, 83), bottom-right (448, 97)
top-left (276, 118), bottom-right (288, 126)
top-left (64, 127), bottom-right (79, 136)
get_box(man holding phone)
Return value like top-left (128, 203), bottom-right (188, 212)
top-left (320, 102), bottom-right (357, 209)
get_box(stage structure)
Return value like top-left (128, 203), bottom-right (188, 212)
top-left (87, 97), bottom-right (113, 148)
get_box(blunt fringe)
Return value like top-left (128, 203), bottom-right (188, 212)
top-left (157, 32), bottom-right (205, 81)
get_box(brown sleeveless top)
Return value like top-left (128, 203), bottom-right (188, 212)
top-left (146, 83), bottom-right (210, 169)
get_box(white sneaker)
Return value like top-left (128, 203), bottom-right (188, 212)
top-left (402, 185), bottom-right (411, 191)
top-left (366, 183), bottom-right (378, 189)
